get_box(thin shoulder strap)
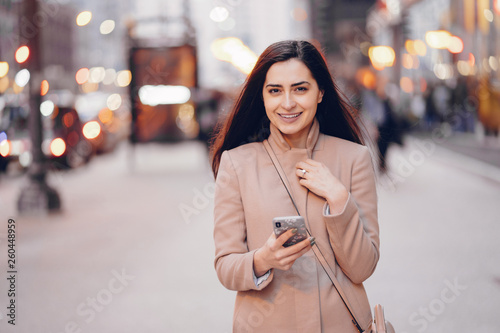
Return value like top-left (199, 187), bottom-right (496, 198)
top-left (262, 139), bottom-right (365, 333)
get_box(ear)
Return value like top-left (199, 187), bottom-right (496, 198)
top-left (318, 90), bottom-right (324, 103)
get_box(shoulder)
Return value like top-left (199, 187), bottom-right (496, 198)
top-left (221, 142), bottom-right (265, 171)
top-left (224, 141), bottom-right (264, 160)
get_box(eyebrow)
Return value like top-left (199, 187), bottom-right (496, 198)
top-left (265, 81), bottom-right (310, 88)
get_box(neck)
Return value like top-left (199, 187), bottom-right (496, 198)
top-left (282, 123), bottom-right (313, 149)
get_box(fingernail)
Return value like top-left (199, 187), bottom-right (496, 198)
top-left (291, 228), bottom-right (298, 234)
top-left (309, 237), bottom-right (316, 246)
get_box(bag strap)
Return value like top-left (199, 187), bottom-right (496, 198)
top-left (263, 139), bottom-right (365, 333)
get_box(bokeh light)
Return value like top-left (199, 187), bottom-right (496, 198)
top-left (15, 69), bottom-right (30, 87)
top-left (0, 77), bottom-right (9, 93)
top-left (484, 9), bottom-right (494, 22)
top-left (106, 94), bottom-right (122, 111)
top-left (291, 8), bottom-right (308, 21)
top-left (211, 37), bottom-right (258, 74)
top-left (76, 11), bottom-right (92, 26)
top-left (40, 80), bottom-right (49, 96)
top-left (209, 7), bottom-right (229, 22)
top-left (100, 20), bottom-right (115, 35)
top-left (489, 56), bottom-right (499, 71)
top-left (89, 67), bottom-right (106, 83)
top-left (76, 68), bottom-right (90, 84)
top-left (50, 138), bottom-right (66, 157)
top-left (405, 40), bottom-right (416, 55)
top-left (413, 40), bottom-right (427, 56)
top-left (400, 77), bottom-right (414, 93)
top-left (40, 100), bottom-right (55, 117)
top-left (115, 70), bottom-right (132, 87)
top-left (402, 53), bottom-right (413, 69)
top-left (425, 30), bottom-right (452, 49)
top-left (0, 139), bottom-right (10, 157)
top-left (433, 63), bottom-right (454, 80)
top-left (99, 108), bottom-right (114, 124)
top-left (368, 46), bottom-right (396, 70)
top-left (63, 112), bottom-right (75, 128)
top-left (15, 46), bottom-right (30, 64)
top-left (447, 36), bottom-right (464, 54)
top-left (0, 62), bottom-right (9, 78)
top-left (83, 121), bottom-right (101, 139)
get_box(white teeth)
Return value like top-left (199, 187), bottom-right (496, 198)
top-left (280, 113), bottom-right (301, 119)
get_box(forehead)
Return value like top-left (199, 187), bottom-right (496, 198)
top-left (264, 59), bottom-right (315, 84)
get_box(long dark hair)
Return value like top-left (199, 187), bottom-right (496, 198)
top-left (210, 40), bottom-right (364, 177)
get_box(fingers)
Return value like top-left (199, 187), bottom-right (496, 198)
top-left (276, 237), bottom-right (314, 269)
top-left (296, 159), bottom-right (323, 179)
top-left (273, 228), bottom-right (299, 249)
top-left (296, 159), bottom-right (321, 170)
top-left (264, 231), bottom-right (315, 271)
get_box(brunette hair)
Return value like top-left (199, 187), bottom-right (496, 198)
top-left (210, 40), bottom-right (364, 177)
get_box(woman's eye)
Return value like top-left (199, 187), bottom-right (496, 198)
top-left (296, 87), bottom-right (307, 92)
top-left (268, 89), bottom-right (280, 94)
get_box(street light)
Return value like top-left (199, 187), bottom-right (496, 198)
top-left (17, 0), bottom-right (61, 213)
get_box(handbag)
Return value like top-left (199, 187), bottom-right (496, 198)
top-left (263, 140), bottom-right (395, 333)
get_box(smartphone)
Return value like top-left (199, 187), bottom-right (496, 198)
top-left (272, 216), bottom-right (308, 247)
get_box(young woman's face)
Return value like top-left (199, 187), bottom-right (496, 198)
top-left (262, 59), bottom-right (324, 148)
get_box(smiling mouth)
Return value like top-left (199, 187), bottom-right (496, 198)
top-left (279, 112), bottom-right (302, 119)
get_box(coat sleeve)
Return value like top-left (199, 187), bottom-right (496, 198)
top-left (324, 146), bottom-right (380, 284)
top-left (213, 151), bottom-right (274, 291)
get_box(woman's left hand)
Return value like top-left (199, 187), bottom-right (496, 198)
top-left (296, 159), bottom-right (349, 213)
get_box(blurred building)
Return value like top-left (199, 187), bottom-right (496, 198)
top-left (0, 0), bottom-right (76, 95)
top-left (190, 0), bottom-right (312, 91)
top-left (0, 1), bottom-right (18, 69)
top-left (72, 0), bottom-right (134, 82)
top-left (367, 0), bottom-right (500, 133)
top-left (39, 1), bottom-right (76, 91)
top-left (310, 0), bottom-right (376, 57)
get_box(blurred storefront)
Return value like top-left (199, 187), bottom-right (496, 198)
top-left (366, 0), bottom-right (500, 135)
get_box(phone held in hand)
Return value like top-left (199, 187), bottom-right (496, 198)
top-left (272, 216), bottom-right (308, 247)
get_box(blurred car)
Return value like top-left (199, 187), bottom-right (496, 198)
top-left (0, 95), bottom-right (93, 172)
top-left (0, 95), bottom-right (32, 172)
top-left (76, 92), bottom-right (131, 154)
top-left (42, 103), bottom-right (94, 169)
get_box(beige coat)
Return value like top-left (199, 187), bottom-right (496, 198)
top-left (214, 119), bottom-right (380, 332)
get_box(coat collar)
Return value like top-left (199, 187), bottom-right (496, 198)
top-left (268, 118), bottom-right (322, 155)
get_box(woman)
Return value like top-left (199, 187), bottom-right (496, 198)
top-left (211, 40), bottom-right (379, 332)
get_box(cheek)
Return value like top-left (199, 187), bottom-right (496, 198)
top-left (263, 97), bottom-right (278, 113)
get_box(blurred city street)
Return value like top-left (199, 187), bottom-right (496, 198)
top-left (0, 136), bottom-right (498, 332)
top-left (1, 0), bottom-right (500, 332)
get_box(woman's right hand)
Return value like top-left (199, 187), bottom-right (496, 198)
top-left (253, 229), bottom-right (314, 277)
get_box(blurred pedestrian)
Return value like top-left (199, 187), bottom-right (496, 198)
top-left (377, 95), bottom-right (403, 172)
top-left (210, 40), bottom-right (379, 332)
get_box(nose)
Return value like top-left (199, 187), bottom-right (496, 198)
top-left (281, 93), bottom-right (296, 111)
